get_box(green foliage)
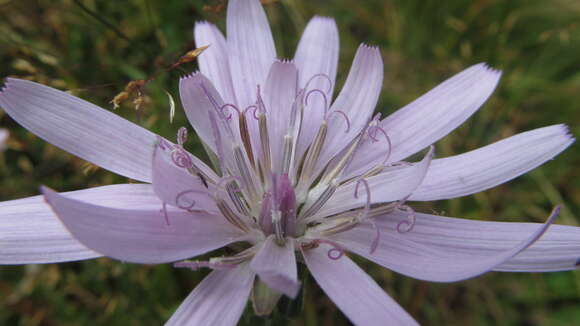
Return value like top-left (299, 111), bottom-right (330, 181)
top-left (0, 0), bottom-right (578, 325)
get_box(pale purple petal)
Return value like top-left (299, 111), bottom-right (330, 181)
top-left (345, 63), bottom-right (502, 179)
top-left (152, 146), bottom-right (218, 213)
top-left (180, 73), bottom-right (227, 153)
top-left (250, 236), bottom-right (300, 298)
top-left (263, 61), bottom-right (299, 173)
top-left (293, 16), bottom-right (339, 161)
top-left (194, 21), bottom-right (237, 105)
top-left (329, 208), bottom-right (560, 282)
top-left (302, 245), bottom-right (419, 326)
top-left (42, 186), bottom-right (245, 264)
top-left (410, 124), bottom-right (575, 201)
top-left (165, 262), bottom-right (254, 326)
top-left (0, 78), bottom-right (158, 182)
top-left (315, 45), bottom-right (383, 175)
top-left (227, 0), bottom-right (276, 109)
top-left (0, 184), bottom-right (162, 264)
top-left (314, 147), bottom-right (433, 219)
top-left (376, 210), bottom-right (580, 272)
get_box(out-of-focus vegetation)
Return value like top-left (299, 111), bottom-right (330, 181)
top-left (0, 0), bottom-right (579, 325)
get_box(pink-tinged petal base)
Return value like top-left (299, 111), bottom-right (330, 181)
top-left (250, 236), bottom-right (300, 298)
top-left (42, 186), bottom-right (245, 264)
top-left (0, 78), bottom-right (158, 182)
top-left (302, 245), bottom-right (419, 326)
top-left (329, 207), bottom-right (560, 282)
top-left (165, 262), bottom-right (254, 326)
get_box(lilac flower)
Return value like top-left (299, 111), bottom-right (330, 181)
top-left (0, 0), bottom-right (578, 324)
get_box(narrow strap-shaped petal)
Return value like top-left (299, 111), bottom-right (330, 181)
top-left (0, 78), bottom-right (158, 182)
top-left (293, 16), bottom-right (339, 162)
top-left (152, 145), bottom-right (218, 213)
top-left (302, 245), bottom-right (419, 326)
top-left (410, 124), bottom-right (574, 201)
top-left (0, 184), bottom-right (162, 264)
top-left (194, 21), bottom-right (237, 105)
top-left (344, 63), bottom-right (502, 179)
top-left (227, 0), bottom-right (276, 109)
top-left (329, 208), bottom-right (560, 282)
top-left (375, 210), bottom-right (580, 272)
top-left (250, 236), bottom-right (300, 298)
top-left (263, 61), bottom-right (299, 173)
top-left (165, 262), bottom-right (254, 326)
top-left (314, 147), bottom-right (432, 219)
top-left (42, 186), bottom-right (245, 264)
top-left (315, 44), bottom-right (383, 175)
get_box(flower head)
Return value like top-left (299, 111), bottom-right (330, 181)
top-left (0, 0), bottom-right (577, 325)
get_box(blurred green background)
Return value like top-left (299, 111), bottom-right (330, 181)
top-left (0, 0), bottom-right (579, 325)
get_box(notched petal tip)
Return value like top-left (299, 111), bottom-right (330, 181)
top-left (559, 124), bottom-right (576, 141)
top-left (275, 58), bottom-right (295, 65)
top-left (194, 20), bottom-right (213, 28)
top-left (359, 43), bottom-right (380, 51)
top-left (473, 62), bottom-right (503, 78)
top-left (179, 71), bottom-right (203, 81)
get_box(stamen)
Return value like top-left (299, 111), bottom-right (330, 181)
top-left (396, 204), bottom-right (417, 233)
top-left (244, 105), bottom-right (260, 120)
top-left (175, 190), bottom-right (204, 211)
top-left (295, 122), bottom-right (328, 202)
top-left (326, 110), bottom-right (351, 133)
top-left (258, 113), bottom-right (272, 184)
top-left (303, 73), bottom-right (333, 94)
top-left (208, 108), bottom-right (226, 174)
top-left (215, 176), bottom-right (250, 217)
top-left (177, 127), bottom-right (188, 146)
top-left (259, 192), bottom-right (273, 234)
top-left (226, 182), bottom-right (251, 217)
top-left (278, 174), bottom-right (297, 237)
top-left (216, 199), bottom-right (250, 232)
top-left (171, 147), bottom-right (193, 169)
top-left (300, 179), bottom-right (338, 220)
top-left (354, 179), bottom-right (371, 221)
top-left (160, 203), bottom-right (170, 226)
top-left (272, 210), bottom-right (285, 245)
top-left (319, 129), bottom-right (367, 185)
top-left (305, 89), bottom-right (329, 113)
top-left (255, 85), bottom-right (267, 115)
top-left (238, 108), bottom-right (256, 168)
top-left (157, 136), bottom-right (171, 150)
top-left (368, 219), bottom-right (381, 254)
top-left (281, 135), bottom-right (293, 175)
top-left (219, 103), bottom-right (242, 121)
top-left (315, 239), bottom-right (345, 260)
top-left (233, 145), bottom-right (260, 204)
top-left (216, 176), bottom-right (243, 193)
top-left (367, 124), bottom-right (392, 164)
